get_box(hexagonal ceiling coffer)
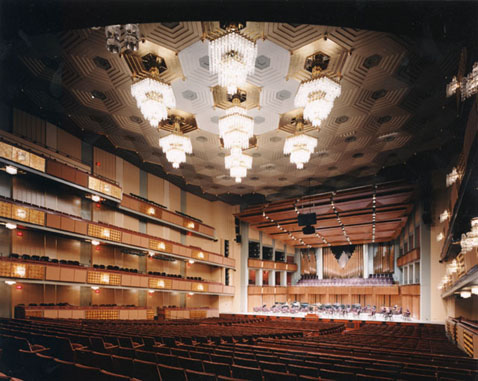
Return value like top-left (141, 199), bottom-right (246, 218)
top-left (255, 55), bottom-right (271, 70)
top-left (304, 52), bottom-right (330, 73)
top-left (212, 84), bottom-right (261, 110)
top-left (371, 89), bottom-right (387, 100)
top-left (363, 54), bottom-right (382, 69)
top-left (93, 56), bottom-right (111, 70)
top-left (254, 116), bottom-right (265, 124)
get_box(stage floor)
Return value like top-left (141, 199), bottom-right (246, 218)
top-left (242, 311), bottom-right (435, 323)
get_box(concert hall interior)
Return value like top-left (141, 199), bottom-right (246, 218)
top-left (0, 1), bottom-right (477, 380)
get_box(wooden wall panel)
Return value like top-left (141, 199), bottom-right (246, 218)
top-left (13, 109), bottom-right (46, 146)
top-left (93, 147), bottom-right (117, 182)
top-left (147, 174), bottom-right (165, 206)
top-left (12, 230), bottom-right (45, 256)
top-left (122, 161), bottom-right (139, 196)
top-left (56, 129), bottom-right (81, 162)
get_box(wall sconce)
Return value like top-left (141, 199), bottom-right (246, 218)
top-left (148, 251), bottom-right (155, 257)
top-left (440, 210), bottom-right (450, 223)
top-left (188, 259), bottom-right (195, 264)
top-left (460, 290), bottom-right (471, 298)
top-left (91, 195), bottom-right (101, 202)
top-left (187, 222), bottom-right (195, 229)
top-left (104, 184), bottom-right (111, 192)
top-left (148, 207), bottom-right (155, 215)
top-left (472, 286), bottom-right (478, 295)
top-left (197, 251), bottom-right (204, 259)
top-left (188, 292), bottom-right (194, 296)
top-left (5, 223), bottom-right (17, 230)
top-left (197, 284), bottom-right (204, 291)
top-left (91, 286), bottom-right (99, 290)
top-left (148, 289), bottom-right (155, 294)
top-left (5, 281), bottom-right (16, 286)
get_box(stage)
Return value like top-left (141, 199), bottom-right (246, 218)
top-left (240, 311), bottom-right (440, 324)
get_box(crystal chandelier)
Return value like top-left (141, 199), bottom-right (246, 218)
top-left (460, 217), bottom-right (478, 253)
top-left (219, 94), bottom-right (254, 149)
top-left (105, 24), bottom-right (140, 53)
top-left (225, 147), bottom-right (252, 183)
top-left (283, 118), bottom-right (317, 169)
top-left (131, 67), bottom-right (176, 128)
top-left (209, 24), bottom-right (257, 94)
top-left (159, 119), bottom-right (192, 169)
top-left (295, 54), bottom-right (341, 127)
top-left (446, 167), bottom-right (460, 187)
top-left (447, 62), bottom-right (478, 100)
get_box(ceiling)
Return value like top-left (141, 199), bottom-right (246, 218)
top-left (0, 15), bottom-right (473, 205)
top-left (236, 181), bottom-right (415, 248)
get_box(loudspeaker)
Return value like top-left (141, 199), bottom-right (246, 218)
top-left (225, 269), bottom-right (230, 286)
top-left (224, 239), bottom-right (230, 258)
top-left (298, 213), bottom-right (316, 226)
top-left (302, 225), bottom-right (315, 235)
top-left (235, 235), bottom-right (241, 243)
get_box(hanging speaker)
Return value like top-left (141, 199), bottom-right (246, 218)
top-left (302, 225), bottom-right (315, 235)
top-left (298, 213), bottom-right (316, 226)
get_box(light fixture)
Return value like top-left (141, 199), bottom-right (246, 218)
top-left (131, 67), bottom-right (176, 128)
top-left (447, 259), bottom-right (458, 275)
top-left (91, 240), bottom-right (100, 246)
top-left (440, 210), bottom-right (450, 223)
top-left (5, 281), bottom-right (16, 286)
top-left (447, 62), bottom-right (478, 101)
top-left (219, 93), bottom-right (254, 150)
top-left (91, 286), bottom-right (99, 291)
top-left (460, 290), bottom-right (472, 299)
top-left (460, 217), bottom-right (478, 253)
top-left (472, 286), bottom-right (478, 295)
top-left (91, 195), bottom-right (101, 202)
top-left (188, 259), bottom-right (195, 264)
top-left (295, 53), bottom-right (341, 127)
top-left (105, 24), bottom-right (140, 53)
top-left (197, 251), bottom-right (204, 259)
top-left (159, 119), bottom-right (192, 169)
top-left (100, 274), bottom-right (110, 283)
top-left (188, 292), bottom-right (194, 296)
top-left (148, 289), bottom-right (155, 294)
top-left (187, 222), bottom-right (195, 229)
top-left (148, 207), bottom-right (155, 215)
top-left (5, 223), bottom-right (17, 230)
top-left (157, 280), bottom-right (165, 288)
top-left (157, 242), bottom-right (166, 251)
top-left (283, 118), bottom-right (317, 169)
top-left (209, 23), bottom-right (257, 94)
top-left (436, 232), bottom-right (444, 242)
top-left (148, 251), bottom-right (155, 257)
top-left (446, 167), bottom-right (460, 187)
top-left (5, 165), bottom-right (17, 175)
top-left (102, 229), bottom-right (110, 238)
top-left (197, 284), bottom-right (204, 291)
top-left (225, 147), bottom-right (252, 183)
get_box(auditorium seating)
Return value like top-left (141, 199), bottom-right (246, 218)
top-left (0, 317), bottom-right (477, 380)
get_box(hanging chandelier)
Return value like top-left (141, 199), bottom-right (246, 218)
top-left (131, 67), bottom-right (176, 128)
top-left (460, 217), bottom-right (478, 253)
top-left (295, 53), bottom-right (341, 127)
top-left (105, 24), bottom-right (140, 53)
top-left (209, 23), bottom-right (257, 94)
top-left (283, 118), bottom-right (317, 169)
top-left (219, 93), bottom-right (254, 149)
top-left (159, 119), bottom-right (192, 169)
top-left (225, 147), bottom-right (252, 183)
top-left (447, 62), bottom-right (478, 100)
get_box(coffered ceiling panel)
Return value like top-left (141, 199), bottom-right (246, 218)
top-left (9, 20), bottom-right (462, 202)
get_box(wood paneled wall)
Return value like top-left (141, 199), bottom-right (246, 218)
top-left (323, 246), bottom-right (363, 278)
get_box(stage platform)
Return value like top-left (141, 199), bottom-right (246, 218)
top-left (239, 311), bottom-right (442, 324)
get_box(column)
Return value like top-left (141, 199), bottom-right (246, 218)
top-left (268, 270), bottom-right (275, 286)
top-left (316, 247), bottom-right (323, 279)
top-left (291, 249), bottom-right (301, 284)
top-left (240, 222), bottom-right (249, 313)
top-left (280, 271), bottom-right (287, 286)
top-left (256, 269), bottom-right (263, 286)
